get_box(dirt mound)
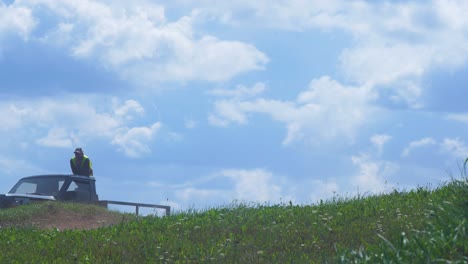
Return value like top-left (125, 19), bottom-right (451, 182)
top-left (1, 203), bottom-right (133, 231)
top-left (31, 207), bottom-right (127, 230)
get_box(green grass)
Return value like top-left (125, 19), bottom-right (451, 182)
top-left (0, 202), bottom-right (127, 228)
top-left (0, 178), bottom-right (466, 263)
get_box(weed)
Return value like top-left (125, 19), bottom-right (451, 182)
top-left (0, 178), bottom-right (466, 263)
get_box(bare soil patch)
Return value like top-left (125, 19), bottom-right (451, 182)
top-left (1, 203), bottom-right (134, 231)
top-left (30, 207), bottom-right (128, 230)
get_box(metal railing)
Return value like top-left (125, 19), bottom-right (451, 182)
top-left (99, 200), bottom-right (170, 216)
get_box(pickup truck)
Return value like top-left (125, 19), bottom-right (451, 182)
top-left (0, 174), bottom-right (99, 208)
top-left (0, 174), bottom-right (171, 216)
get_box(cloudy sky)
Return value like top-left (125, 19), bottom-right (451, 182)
top-left (1, 0), bottom-right (467, 214)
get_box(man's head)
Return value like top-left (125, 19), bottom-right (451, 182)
top-left (74, 147), bottom-right (84, 158)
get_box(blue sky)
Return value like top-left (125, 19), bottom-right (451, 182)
top-left (1, 0), bottom-right (467, 214)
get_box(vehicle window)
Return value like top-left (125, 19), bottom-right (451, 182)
top-left (58, 180), bottom-right (65, 190)
top-left (66, 181), bottom-right (78, 192)
top-left (66, 180), bottom-right (91, 201)
top-left (66, 180), bottom-right (90, 191)
top-left (10, 176), bottom-right (67, 196)
top-left (14, 182), bottom-right (36, 194)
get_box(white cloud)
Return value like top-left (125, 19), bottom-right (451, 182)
top-left (176, 187), bottom-right (220, 202)
top-left (0, 3), bottom-right (36, 40)
top-left (447, 113), bottom-right (468, 124)
top-left (371, 134), bottom-right (391, 155)
top-left (184, 119), bottom-right (197, 129)
top-left (182, 1), bottom-right (468, 107)
top-left (220, 169), bottom-right (282, 202)
top-left (293, 178), bottom-right (340, 204)
top-left (426, 2), bottom-right (468, 30)
top-left (111, 122), bottom-right (161, 158)
top-left (168, 168), bottom-right (286, 207)
top-left (6, 0), bottom-right (466, 102)
top-left (209, 76), bottom-right (377, 145)
top-left (350, 153), bottom-right (397, 194)
top-left (0, 96), bottom-right (161, 158)
top-left (401, 137), bottom-right (437, 157)
top-left (113, 99), bottom-right (144, 120)
top-left (0, 155), bottom-right (42, 176)
top-left (336, 2), bottom-right (468, 107)
top-left (439, 138), bottom-right (468, 160)
top-left (0, 104), bottom-right (30, 131)
top-left (118, 35), bottom-right (268, 84)
top-left (36, 127), bottom-right (73, 148)
top-left (184, 1), bottom-right (370, 32)
top-left (155, 164), bottom-right (399, 209)
top-left (340, 42), bottom-right (429, 107)
top-left (168, 167), bottom-right (362, 208)
top-left (209, 99), bottom-right (250, 126)
top-left (401, 137), bottom-right (468, 167)
top-left (207, 114), bottom-right (230, 127)
top-left (208, 82), bottom-right (266, 99)
top-left (7, 0), bottom-right (268, 84)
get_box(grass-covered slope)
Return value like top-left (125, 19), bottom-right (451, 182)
top-left (0, 178), bottom-right (466, 263)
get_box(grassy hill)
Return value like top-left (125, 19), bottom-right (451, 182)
top-left (0, 178), bottom-right (466, 263)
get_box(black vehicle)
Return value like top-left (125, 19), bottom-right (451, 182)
top-left (0, 174), bottom-right (99, 209)
top-left (0, 174), bottom-right (171, 216)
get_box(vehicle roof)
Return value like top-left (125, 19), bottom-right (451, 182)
top-left (19, 174), bottom-right (96, 181)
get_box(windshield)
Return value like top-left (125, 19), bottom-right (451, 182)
top-left (9, 176), bottom-right (67, 196)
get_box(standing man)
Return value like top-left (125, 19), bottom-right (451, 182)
top-left (70, 147), bottom-right (93, 176)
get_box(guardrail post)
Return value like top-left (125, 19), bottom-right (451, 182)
top-left (99, 200), bottom-right (109, 209)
